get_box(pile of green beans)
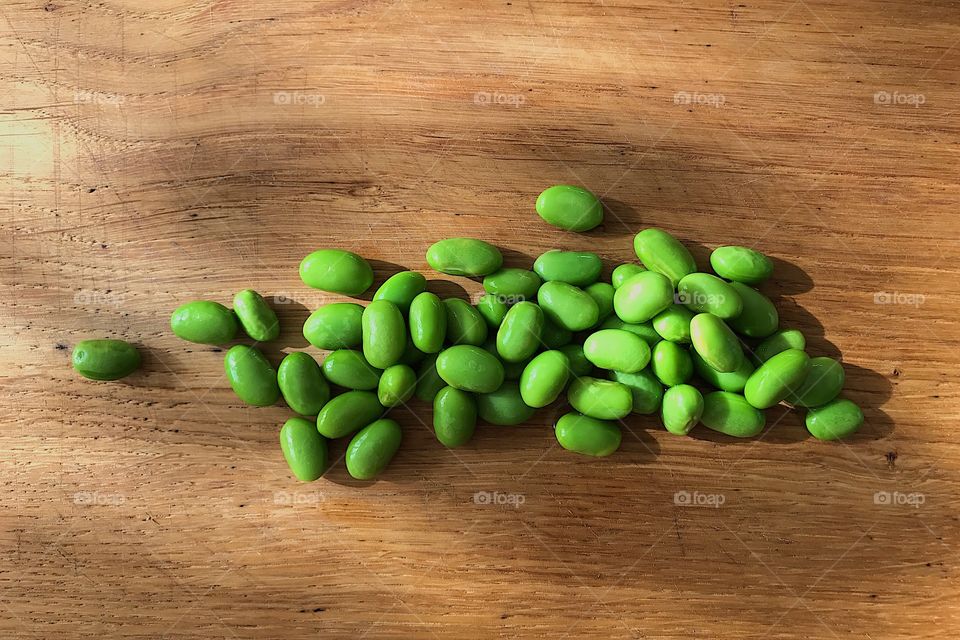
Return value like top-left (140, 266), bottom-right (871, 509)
top-left (72, 184), bottom-right (865, 482)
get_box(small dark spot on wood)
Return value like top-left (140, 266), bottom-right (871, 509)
top-left (313, 607), bottom-right (325, 612)
top-left (190, 213), bottom-right (198, 218)
top-left (886, 451), bottom-right (897, 467)
top-left (100, 243), bottom-right (107, 249)
top-left (892, 368), bottom-right (900, 376)
top-left (705, 44), bottom-right (712, 47)
top-left (172, 429), bottom-right (179, 433)
top-left (210, 348), bottom-right (222, 353)
top-left (55, 343), bottom-right (68, 350)
top-left (238, 504), bottom-right (246, 508)
top-left (44, 2), bottom-right (58, 11)
top-left (869, 594), bottom-right (877, 598)
top-left (926, 562), bottom-right (932, 567)
top-left (500, 613), bottom-right (509, 619)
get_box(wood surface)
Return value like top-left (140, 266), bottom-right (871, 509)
top-left (2, 0), bottom-right (959, 637)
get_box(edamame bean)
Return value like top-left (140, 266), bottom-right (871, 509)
top-left (278, 352), bottom-right (330, 416)
top-left (519, 350), bottom-right (570, 408)
top-left (280, 417), bottom-right (329, 481)
top-left (567, 376), bottom-right (632, 420)
top-left (805, 399), bottom-right (864, 440)
top-left (537, 281), bottom-right (599, 331)
top-left (633, 228), bottom-right (697, 287)
top-left (71, 339), bottom-right (141, 381)
top-left (303, 302), bottom-right (364, 350)
top-left (652, 304), bottom-right (695, 343)
top-left (661, 385), bottom-right (703, 435)
top-left (651, 340), bottom-right (693, 387)
top-left (476, 294), bottom-right (509, 328)
top-left (443, 298), bottom-right (488, 346)
top-left (408, 292), bottom-right (446, 353)
top-left (710, 246), bottom-right (773, 285)
top-left (415, 354), bottom-right (447, 403)
top-left (535, 184), bottom-right (603, 232)
top-left (373, 271), bottom-right (427, 312)
top-left (496, 301), bottom-right (544, 363)
top-left (700, 391), bottom-right (765, 438)
top-left (483, 338), bottom-right (528, 380)
top-left (691, 349), bottom-right (754, 393)
top-left (690, 313), bottom-right (743, 373)
top-left (559, 343), bottom-right (594, 378)
top-left (582, 329), bottom-right (651, 373)
top-left (676, 273), bottom-right (743, 319)
top-left (727, 282), bottom-right (779, 338)
top-left (224, 345), bottom-right (280, 406)
top-left (316, 390), bottom-right (384, 439)
top-left (609, 369), bottom-right (663, 414)
top-left (433, 386), bottom-right (477, 447)
top-left (613, 271), bottom-right (674, 323)
top-left (477, 381), bottom-right (535, 425)
top-left (744, 348), bottom-right (811, 409)
top-left (345, 418), bottom-right (402, 480)
top-left (378, 364), bottom-right (417, 407)
top-left (299, 249), bottom-right (374, 295)
top-left (753, 329), bottom-right (805, 364)
top-left (533, 250), bottom-right (603, 287)
top-left (398, 336), bottom-right (427, 367)
top-left (170, 300), bottom-right (238, 345)
top-left (787, 357), bottom-right (845, 408)
top-left (555, 413), bottom-right (621, 457)
top-left (435, 345), bottom-right (505, 393)
top-left (426, 238), bottom-right (503, 276)
top-left (539, 317), bottom-right (573, 348)
top-left (585, 282), bottom-right (615, 325)
top-left (362, 300), bottom-right (406, 369)
top-left (611, 263), bottom-right (645, 288)
top-left (483, 268), bottom-right (542, 301)
top-left (233, 290), bottom-right (280, 341)
top-left (600, 317), bottom-right (662, 346)
top-left (321, 350), bottom-right (381, 390)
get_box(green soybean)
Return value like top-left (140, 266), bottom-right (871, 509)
top-left (567, 376), bottom-right (632, 420)
top-left (555, 413), bottom-right (621, 457)
top-left (700, 391), bottom-right (765, 438)
top-left (582, 329), bottom-right (651, 373)
top-left (443, 298), bottom-right (488, 346)
top-left (609, 369), bottom-right (663, 414)
top-left (753, 329), bottom-right (806, 364)
top-left (303, 302), bottom-right (364, 350)
top-left (483, 338), bottom-right (529, 380)
top-left (677, 273), bottom-right (743, 319)
top-left (661, 384), bottom-right (704, 435)
top-left (600, 317), bottom-right (662, 346)
top-left (611, 263), bottom-right (646, 288)
top-left (533, 250), bottom-right (603, 287)
top-left (690, 313), bottom-right (743, 373)
top-left (224, 345), bottom-right (280, 406)
top-left (788, 357), bottom-right (845, 408)
top-left (433, 386), bottom-right (477, 447)
top-left (278, 352), bottom-right (330, 416)
top-left (233, 290), bottom-right (280, 341)
top-left (477, 381), bottom-right (536, 425)
top-left (613, 271), bottom-right (674, 323)
top-left (496, 301), bottom-right (544, 363)
top-left (559, 343), bottom-right (594, 377)
top-left (519, 350), bottom-right (570, 408)
top-left (538, 281), bottom-right (599, 331)
top-left (710, 246), bottom-right (773, 285)
top-left (426, 238), bottom-right (502, 276)
top-left (170, 301), bottom-right (238, 345)
top-left (71, 339), bottom-right (141, 381)
top-left (652, 304), bottom-right (695, 343)
top-left (362, 300), bottom-right (406, 369)
top-left (378, 364), bottom-right (417, 407)
top-left (476, 293), bottom-right (509, 328)
top-left (539, 317), bottom-right (573, 349)
top-left (316, 390), bottom-right (384, 439)
top-left (691, 349), bottom-right (754, 393)
top-left (373, 271), bottom-right (427, 312)
top-left (322, 350), bottom-right (381, 390)
top-left (345, 418), bottom-right (402, 480)
top-left (398, 335), bottom-right (427, 367)
top-left (727, 282), bottom-right (779, 338)
top-left (483, 268), bottom-right (542, 302)
top-left (651, 340), bottom-right (693, 387)
top-left (744, 349), bottom-right (811, 409)
top-left (585, 282), bottom-right (615, 325)
top-left (535, 184), bottom-right (604, 232)
top-left (299, 248), bottom-right (374, 295)
top-left (436, 345), bottom-right (505, 393)
top-left (279, 417), bottom-right (329, 482)
top-left (805, 399), bottom-right (864, 440)
top-left (408, 292), bottom-right (446, 353)
top-left (415, 355), bottom-right (447, 403)
top-left (633, 228), bottom-right (697, 287)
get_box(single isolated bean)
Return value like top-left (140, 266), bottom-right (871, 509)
top-left (700, 391), bottom-right (766, 438)
top-left (408, 292), bottom-right (446, 353)
top-left (559, 343), bottom-right (594, 378)
top-left (533, 250), bottom-right (603, 287)
top-left (805, 399), bottom-right (864, 440)
top-left (539, 316), bottom-right (574, 349)
top-left (585, 282), bottom-right (616, 325)
top-left (691, 349), bottom-right (754, 393)
top-left (727, 282), bottom-right (779, 338)
top-left (303, 302), bottom-right (364, 350)
top-left (611, 263), bottom-right (646, 289)
top-left (537, 281), bottom-right (599, 331)
top-left (362, 300), bottom-right (406, 369)
top-left (710, 246), bottom-right (774, 285)
top-left (652, 304), bottom-right (695, 343)
top-left (582, 329), bottom-right (651, 373)
top-left (299, 248), bottom-right (374, 295)
top-left (435, 345), bottom-right (505, 393)
top-left (633, 228), bottom-right (697, 287)
top-left (378, 364), bottom-right (417, 407)
top-left (322, 349), bottom-right (381, 390)
top-left (567, 376), bottom-right (633, 420)
top-left (316, 390), bottom-right (384, 439)
top-left (170, 300), bottom-right (238, 345)
top-left (433, 386), bottom-right (477, 447)
top-left (600, 317), bottom-right (662, 346)
top-left (519, 350), bottom-right (570, 408)
top-left (650, 340), bottom-right (693, 387)
top-left (661, 384), bottom-right (704, 435)
top-left (496, 301), bottom-right (544, 363)
top-left (743, 348), bottom-right (811, 409)
top-left (278, 352), bottom-right (330, 416)
top-left (345, 418), bottom-right (402, 480)
top-left (233, 290), bottom-right (280, 341)
top-left (482, 268), bottom-right (542, 302)
top-left (535, 184), bottom-right (604, 232)
top-left (477, 381), bottom-right (536, 426)
top-left (279, 417), bottom-right (329, 482)
top-left (555, 413), bottom-right (622, 457)
top-left (753, 328), bottom-right (806, 364)
top-left (690, 313), bottom-right (743, 373)
top-left (609, 369), bottom-right (663, 415)
top-left (426, 238), bottom-right (502, 276)
top-left (224, 345), bottom-right (280, 406)
top-left (787, 357), bottom-right (845, 408)
top-left (415, 354), bottom-right (447, 403)
top-left (443, 298), bottom-right (489, 346)
top-left (676, 273), bottom-right (743, 319)
top-left (72, 339), bottom-right (141, 381)
top-left (476, 294), bottom-right (509, 328)
top-left (613, 271), bottom-right (675, 323)
top-left (373, 271), bottom-right (427, 312)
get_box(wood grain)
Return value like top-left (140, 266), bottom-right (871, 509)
top-left (2, 0), bottom-right (959, 637)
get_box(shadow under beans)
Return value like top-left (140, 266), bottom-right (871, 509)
top-left (594, 198), bottom-right (641, 239)
top-left (356, 258), bottom-right (410, 301)
top-left (268, 300), bottom-right (311, 351)
top-left (498, 246), bottom-right (537, 270)
top-left (426, 278), bottom-right (471, 301)
top-left (765, 256), bottom-right (814, 295)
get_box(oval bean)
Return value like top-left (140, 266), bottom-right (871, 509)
top-left (537, 281), bottom-right (599, 331)
top-left (322, 349), bottom-right (381, 390)
top-left (691, 349), bottom-right (754, 393)
top-left (585, 282), bottom-right (616, 325)
top-left (496, 301), bottom-right (544, 363)
top-left (476, 294), bottom-right (509, 328)
top-left (611, 263), bottom-right (646, 288)
top-left (555, 413), bottom-right (621, 457)
top-left (316, 390), bottom-right (384, 439)
top-left (582, 329), bottom-right (651, 373)
top-left (727, 282), bottom-right (778, 338)
top-left (613, 271), bottom-right (674, 323)
top-left (677, 273), bottom-right (743, 319)
top-left (700, 391), bottom-right (765, 438)
top-left (224, 345), bottom-right (280, 406)
top-left (279, 417), bottom-right (329, 482)
top-left (408, 292), bottom-right (446, 353)
top-left (533, 250), bottom-right (603, 287)
top-left (435, 345), bottom-right (505, 393)
top-left (378, 364), bottom-right (417, 407)
top-left (805, 399), bottom-right (863, 440)
top-left (567, 376), bottom-right (632, 420)
top-left (233, 290), bottom-right (280, 341)
top-left (303, 302), bottom-right (364, 350)
top-left (71, 339), bottom-right (141, 381)
top-left (171, 301), bottom-right (238, 345)
top-left (661, 384), bottom-right (703, 435)
top-left (652, 304), bottom-right (695, 343)
top-left (373, 271), bottom-right (427, 312)
top-left (753, 329), bottom-right (805, 364)
top-left (443, 298), bottom-right (488, 346)
top-left (744, 348), bottom-right (811, 409)
top-left (477, 381), bottom-right (535, 425)
top-left (362, 300), bottom-right (406, 368)
top-left (535, 184), bottom-right (603, 232)
top-left (519, 350), bottom-right (570, 408)
top-left (633, 228), bottom-right (697, 287)
top-left (299, 249), bottom-right (374, 295)
top-left (345, 418), bottom-right (402, 480)
top-left (426, 238), bottom-right (502, 276)
top-left (278, 352), bottom-right (330, 416)
top-left (433, 386), bottom-right (477, 447)
top-left (651, 340), bottom-right (693, 387)
top-left (483, 268), bottom-right (542, 302)
top-left (787, 357), bottom-right (845, 408)
top-left (609, 369), bottom-right (663, 414)
top-left (690, 313), bottom-right (743, 373)
top-left (710, 246), bottom-right (773, 285)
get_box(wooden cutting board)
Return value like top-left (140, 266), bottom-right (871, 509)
top-left (3, 1), bottom-right (958, 637)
